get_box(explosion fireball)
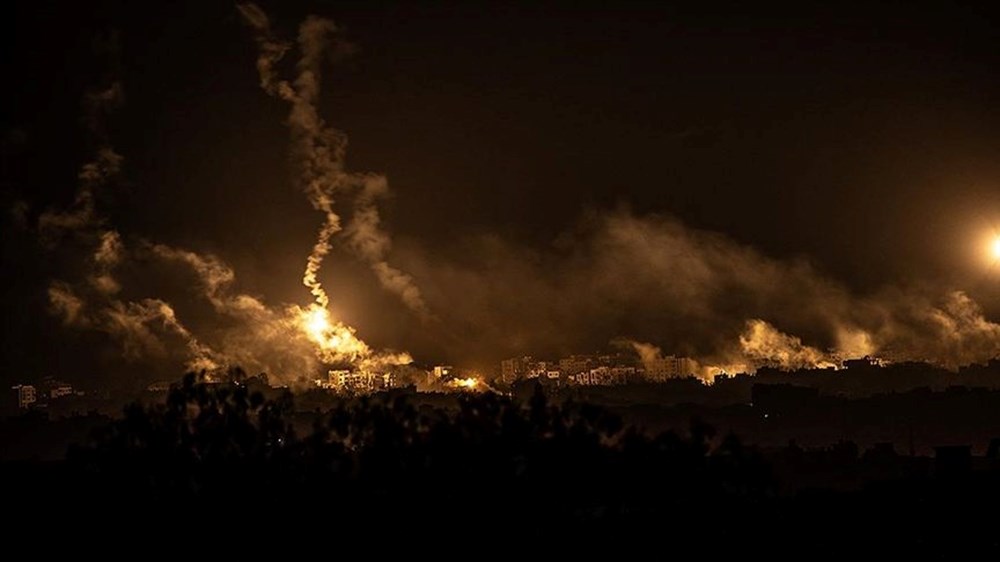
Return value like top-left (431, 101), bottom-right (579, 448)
top-left (297, 304), bottom-right (371, 364)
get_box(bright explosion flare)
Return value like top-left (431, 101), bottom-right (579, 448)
top-left (992, 237), bottom-right (1000, 261)
top-left (297, 304), bottom-right (371, 364)
top-left (304, 305), bottom-right (332, 339)
top-left (452, 377), bottom-right (479, 390)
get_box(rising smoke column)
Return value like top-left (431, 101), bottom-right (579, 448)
top-left (237, 3), bottom-right (430, 320)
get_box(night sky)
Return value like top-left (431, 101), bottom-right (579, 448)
top-left (3, 0), bottom-right (1000, 389)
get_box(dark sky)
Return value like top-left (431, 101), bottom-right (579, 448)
top-left (3, 0), bottom-right (1000, 387)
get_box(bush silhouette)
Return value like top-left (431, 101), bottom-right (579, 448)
top-left (61, 376), bottom-right (773, 537)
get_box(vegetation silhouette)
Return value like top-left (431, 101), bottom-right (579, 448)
top-left (5, 372), bottom-right (1000, 554)
top-left (54, 374), bottom-right (771, 537)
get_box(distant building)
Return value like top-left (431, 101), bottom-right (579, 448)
top-left (506, 351), bottom-right (695, 385)
top-left (644, 356), bottom-right (697, 382)
top-left (558, 355), bottom-right (591, 376)
top-left (323, 370), bottom-right (351, 389)
top-left (843, 356), bottom-right (885, 370)
top-left (147, 381), bottom-right (173, 392)
top-left (501, 356), bottom-right (552, 383)
top-left (527, 361), bottom-right (553, 379)
top-left (327, 370), bottom-right (393, 394)
top-left (12, 385), bottom-right (37, 409)
top-left (432, 365), bottom-right (454, 379)
top-left (574, 366), bottom-right (628, 386)
top-left (49, 382), bottom-right (74, 399)
top-left (610, 366), bottom-right (637, 382)
top-left (501, 357), bottom-right (527, 383)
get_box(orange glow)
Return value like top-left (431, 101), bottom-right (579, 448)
top-left (449, 377), bottom-right (481, 391)
top-left (304, 305), bottom-right (331, 340)
top-left (992, 237), bottom-right (1000, 261)
top-left (296, 303), bottom-right (371, 363)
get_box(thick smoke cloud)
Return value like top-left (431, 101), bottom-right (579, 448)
top-left (401, 210), bottom-right (1000, 374)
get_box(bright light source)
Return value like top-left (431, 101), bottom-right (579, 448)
top-left (992, 237), bottom-right (1000, 260)
top-left (304, 306), bottom-right (331, 340)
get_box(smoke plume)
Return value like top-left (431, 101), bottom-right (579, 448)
top-left (400, 210), bottom-right (1000, 373)
top-left (238, 3), bottom-right (430, 319)
top-left (37, 8), bottom-right (423, 385)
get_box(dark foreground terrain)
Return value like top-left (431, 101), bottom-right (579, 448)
top-left (4, 375), bottom-right (1000, 556)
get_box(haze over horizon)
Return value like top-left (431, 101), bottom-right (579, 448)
top-left (3, 1), bottom-right (1000, 389)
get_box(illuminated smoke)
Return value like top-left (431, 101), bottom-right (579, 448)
top-left (346, 176), bottom-right (431, 318)
top-left (38, 79), bottom-right (220, 374)
top-left (39, 7), bottom-right (1000, 386)
top-left (38, 147), bottom-right (122, 240)
top-left (148, 245), bottom-right (235, 310)
top-left (867, 290), bottom-right (1000, 368)
top-left (736, 319), bottom-right (836, 371)
top-left (406, 210), bottom-right (1000, 371)
top-left (90, 231), bottom-right (123, 295)
top-left (49, 283), bottom-right (85, 326)
top-left (105, 299), bottom-right (199, 362)
top-left (615, 339), bottom-right (676, 374)
top-left (834, 327), bottom-right (876, 360)
top-left (238, 3), bottom-right (429, 319)
top-left (38, 81), bottom-right (122, 241)
top-left (234, 3), bottom-right (290, 96)
top-left (45, 232), bottom-right (220, 374)
top-left (38, 10), bottom-right (420, 385)
top-left (304, 215), bottom-right (339, 310)
top-left (151, 243), bottom-right (411, 378)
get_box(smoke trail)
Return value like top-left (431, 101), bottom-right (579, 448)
top-left (238, 4), bottom-right (343, 313)
top-left (147, 245), bottom-right (234, 309)
top-left (234, 3), bottom-right (292, 98)
top-left (238, 3), bottom-right (429, 318)
top-left (303, 214), bottom-right (340, 309)
top-left (346, 175), bottom-right (431, 317)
